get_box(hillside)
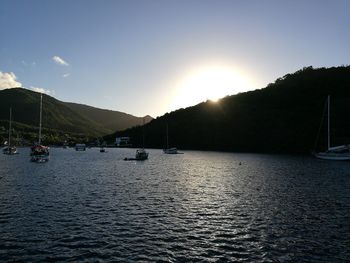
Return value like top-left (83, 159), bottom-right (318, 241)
top-left (65, 102), bottom-right (152, 133)
top-left (0, 88), bottom-right (152, 144)
top-left (106, 66), bottom-right (350, 153)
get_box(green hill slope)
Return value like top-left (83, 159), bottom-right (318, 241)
top-left (0, 88), bottom-right (152, 144)
top-left (65, 102), bottom-right (152, 133)
top-left (107, 66), bottom-right (350, 153)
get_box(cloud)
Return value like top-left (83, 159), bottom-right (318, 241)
top-left (21, 60), bottom-right (37, 67)
top-left (0, 71), bottom-right (22, 90)
top-left (62, 73), bottom-right (70, 78)
top-left (52, 55), bottom-right (69, 66)
top-left (29, 86), bottom-right (53, 95)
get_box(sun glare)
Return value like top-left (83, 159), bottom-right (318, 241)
top-left (171, 65), bottom-right (255, 110)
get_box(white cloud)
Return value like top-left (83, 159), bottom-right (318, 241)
top-left (29, 86), bottom-right (53, 95)
top-left (21, 60), bottom-right (37, 67)
top-left (62, 73), bottom-right (70, 78)
top-left (0, 71), bottom-right (22, 90)
top-left (52, 55), bottom-right (69, 66)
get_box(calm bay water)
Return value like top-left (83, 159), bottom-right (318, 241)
top-left (0, 148), bottom-right (349, 262)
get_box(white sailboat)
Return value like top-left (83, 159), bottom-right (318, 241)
top-left (314, 95), bottom-right (350, 160)
top-left (163, 123), bottom-right (179, 154)
top-left (30, 94), bottom-right (49, 162)
top-left (2, 107), bottom-right (18, 155)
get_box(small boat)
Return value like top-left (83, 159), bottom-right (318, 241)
top-left (99, 140), bottom-right (107, 152)
top-left (3, 107), bottom-right (18, 155)
top-left (163, 147), bottom-right (179, 154)
top-left (124, 148), bottom-right (148, 161)
top-left (124, 119), bottom-right (149, 161)
top-left (163, 123), bottom-right (182, 154)
top-left (30, 145), bottom-right (49, 162)
top-left (30, 94), bottom-right (49, 162)
top-left (3, 146), bottom-right (18, 155)
top-left (75, 144), bottom-right (86, 151)
top-left (135, 148), bottom-right (148, 160)
top-left (314, 95), bottom-right (350, 160)
top-left (63, 141), bottom-right (68, 149)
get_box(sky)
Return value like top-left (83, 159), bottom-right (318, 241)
top-left (0, 0), bottom-right (349, 117)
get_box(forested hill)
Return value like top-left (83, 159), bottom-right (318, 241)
top-left (107, 66), bottom-right (350, 153)
top-left (0, 88), bottom-right (152, 139)
top-left (64, 102), bottom-right (153, 133)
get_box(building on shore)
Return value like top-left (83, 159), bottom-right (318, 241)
top-left (115, 137), bottom-right (131, 147)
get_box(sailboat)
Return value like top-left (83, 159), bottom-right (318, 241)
top-left (163, 123), bottom-right (180, 154)
top-left (314, 95), bottom-right (350, 160)
top-left (135, 118), bottom-right (148, 160)
top-left (2, 107), bottom-right (18, 155)
top-left (30, 94), bottom-right (50, 162)
top-left (100, 141), bottom-right (106, 152)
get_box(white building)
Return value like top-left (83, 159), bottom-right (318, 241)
top-left (115, 137), bottom-right (130, 147)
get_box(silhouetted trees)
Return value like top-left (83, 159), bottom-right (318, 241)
top-left (106, 66), bottom-right (350, 153)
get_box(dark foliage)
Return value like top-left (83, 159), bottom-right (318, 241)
top-left (106, 66), bottom-right (350, 153)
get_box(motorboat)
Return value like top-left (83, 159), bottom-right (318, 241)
top-left (135, 148), bottom-right (148, 160)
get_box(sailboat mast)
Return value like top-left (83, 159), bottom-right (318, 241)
top-left (327, 95), bottom-right (330, 151)
top-left (142, 118), bottom-right (145, 149)
top-left (39, 94), bottom-right (42, 145)
top-left (8, 107), bottom-right (12, 148)
top-left (166, 123), bottom-right (169, 149)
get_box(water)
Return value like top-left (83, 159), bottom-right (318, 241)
top-left (0, 148), bottom-right (349, 262)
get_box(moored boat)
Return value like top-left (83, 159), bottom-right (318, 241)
top-left (135, 148), bottom-right (148, 160)
top-left (3, 146), bottom-right (18, 155)
top-left (30, 94), bottom-right (50, 163)
top-left (30, 145), bottom-right (49, 162)
top-left (124, 119), bottom-right (149, 161)
top-left (3, 107), bottom-right (19, 155)
top-left (163, 147), bottom-right (178, 154)
top-left (75, 144), bottom-right (86, 151)
top-left (314, 95), bottom-right (350, 160)
top-left (163, 123), bottom-right (182, 154)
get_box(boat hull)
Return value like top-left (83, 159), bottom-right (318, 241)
top-left (163, 148), bottom-right (178, 154)
top-left (30, 155), bottom-right (49, 163)
top-left (314, 152), bottom-right (350, 161)
top-left (2, 147), bottom-right (18, 155)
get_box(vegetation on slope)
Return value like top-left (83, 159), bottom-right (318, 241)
top-left (0, 88), bottom-right (152, 145)
top-left (106, 66), bottom-right (350, 153)
top-left (65, 102), bottom-right (152, 132)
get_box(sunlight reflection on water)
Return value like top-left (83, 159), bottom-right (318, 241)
top-left (0, 148), bottom-right (349, 262)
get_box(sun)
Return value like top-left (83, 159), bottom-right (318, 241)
top-left (171, 65), bottom-right (254, 110)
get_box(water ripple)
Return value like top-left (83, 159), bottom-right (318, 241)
top-left (0, 149), bottom-right (349, 262)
